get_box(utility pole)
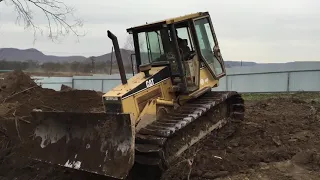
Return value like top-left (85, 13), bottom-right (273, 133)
top-left (90, 56), bottom-right (96, 73)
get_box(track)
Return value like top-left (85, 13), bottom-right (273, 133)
top-left (132, 91), bottom-right (245, 179)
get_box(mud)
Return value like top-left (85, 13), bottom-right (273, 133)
top-left (162, 93), bottom-right (320, 180)
top-left (0, 71), bottom-right (104, 115)
top-left (164, 102), bottom-right (227, 162)
top-left (0, 70), bottom-right (320, 180)
top-left (0, 70), bottom-right (105, 180)
top-left (60, 84), bottom-right (74, 92)
top-left (0, 70), bottom-right (37, 101)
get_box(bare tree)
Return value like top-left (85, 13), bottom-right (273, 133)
top-left (123, 34), bottom-right (147, 50)
top-left (1, 0), bottom-right (85, 42)
top-left (122, 34), bottom-right (149, 74)
top-left (123, 35), bottom-right (136, 74)
top-left (123, 34), bottom-right (134, 51)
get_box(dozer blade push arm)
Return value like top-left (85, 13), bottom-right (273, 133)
top-left (24, 111), bottom-right (135, 179)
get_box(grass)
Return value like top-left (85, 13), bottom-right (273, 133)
top-left (241, 92), bottom-right (320, 102)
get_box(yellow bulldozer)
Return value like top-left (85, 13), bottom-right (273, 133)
top-left (25, 12), bottom-right (245, 179)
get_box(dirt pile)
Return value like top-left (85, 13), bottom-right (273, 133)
top-left (162, 93), bottom-right (320, 180)
top-left (60, 84), bottom-right (74, 92)
top-left (0, 70), bottom-right (37, 101)
top-left (0, 70), bottom-right (105, 180)
top-left (0, 70), bottom-right (104, 115)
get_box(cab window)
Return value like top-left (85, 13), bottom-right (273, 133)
top-left (138, 31), bottom-right (164, 65)
top-left (194, 18), bottom-right (224, 76)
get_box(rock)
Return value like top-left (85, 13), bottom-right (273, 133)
top-left (191, 169), bottom-right (203, 177)
top-left (259, 162), bottom-right (270, 170)
top-left (202, 171), bottom-right (229, 179)
top-left (291, 131), bottom-right (313, 141)
top-left (32, 109), bottom-right (43, 112)
top-left (272, 136), bottom-right (282, 146)
top-left (60, 84), bottom-right (74, 91)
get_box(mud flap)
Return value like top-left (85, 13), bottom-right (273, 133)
top-left (24, 111), bottom-right (135, 179)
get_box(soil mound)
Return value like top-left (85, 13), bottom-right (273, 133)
top-left (0, 71), bottom-right (105, 180)
top-left (0, 70), bottom-right (37, 101)
top-left (60, 84), bottom-right (74, 92)
top-left (0, 71), bottom-right (104, 116)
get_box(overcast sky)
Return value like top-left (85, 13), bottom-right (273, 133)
top-left (0, 0), bottom-right (319, 63)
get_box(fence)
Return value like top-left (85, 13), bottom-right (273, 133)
top-left (32, 74), bottom-right (133, 92)
top-left (32, 62), bottom-right (320, 93)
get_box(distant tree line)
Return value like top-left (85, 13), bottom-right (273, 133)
top-left (0, 59), bottom-right (133, 74)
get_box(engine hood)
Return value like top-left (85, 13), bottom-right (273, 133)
top-left (102, 66), bottom-right (170, 99)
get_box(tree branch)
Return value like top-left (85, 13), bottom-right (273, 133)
top-left (3, 0), bottom-right (86, 42)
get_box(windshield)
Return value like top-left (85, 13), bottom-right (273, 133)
top-left (137, 29), bottom-right (181, 74)
top-left (138, 30), bottom-right (166, 65)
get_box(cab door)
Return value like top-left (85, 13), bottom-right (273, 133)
top-left (174, 22), bottom-right (200, 92)
top-left (192, 16), bottom-right (226, 80)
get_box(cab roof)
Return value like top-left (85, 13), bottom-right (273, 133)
top-left (126, 11), bottom-right (209, 32)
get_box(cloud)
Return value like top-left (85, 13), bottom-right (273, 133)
top-left (0, 0), bottom-right (319, 62)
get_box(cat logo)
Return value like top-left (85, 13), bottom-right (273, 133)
top-left (146, 78), bottom-right (155, 88)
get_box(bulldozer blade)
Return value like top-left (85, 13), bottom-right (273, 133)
top-left (24, 111), bottom-right (135, 179)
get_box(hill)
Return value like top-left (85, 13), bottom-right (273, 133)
top-left (0, 48), bottom-right (87, 63)
top-left (94, 49), bottom-right (134, 66)
top-left (8, 48), bottom-right (315, 68)
top-left (0, 48), bottom-right (258, 67)
top-left (0, 48), bottom-right (135, 67)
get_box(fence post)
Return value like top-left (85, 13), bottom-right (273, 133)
top-left (101, 80), bottom-right (104, 92)
top-left (225, 75), bottom-right (228, 91)
top-left (72, 78), bottom-right (74, 89)
top-left (287, 72), bottom-right (290, 92)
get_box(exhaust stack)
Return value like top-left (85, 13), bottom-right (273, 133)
top-left (107, 30), bottom-right (127, 84)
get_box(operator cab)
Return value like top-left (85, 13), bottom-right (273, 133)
top-left (127, 12), bottom-right (226, 94)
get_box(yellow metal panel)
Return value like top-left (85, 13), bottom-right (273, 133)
top-left (121, 76), bottom-right (176, 125)
top-left (122, 82), bottom-right (162, 123)
top-left (102, 66), bottom-right (165, 98)
top-left (127, 12), bottom-right (208, 31)
top-left (199, 67), bottom-right (218, 88)
top-left (159, 78), bottom-right (175, 101)
top-left (122, 96), bottom-right (139, 122)
top-left (135, 99), bottom-right (157, 131)
top-left (165, 12), bottom-right (206, 24)
top-left (178, 66), bottom-right (218, 103)
top-left (134, 78), bottom-right (176, 129)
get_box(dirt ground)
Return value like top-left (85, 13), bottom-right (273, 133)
top-left (0, 70), bottom-right (320, 180)
top-left (162, 93), bottom-right (320, 180)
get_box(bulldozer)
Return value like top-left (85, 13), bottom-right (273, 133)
top-left (24, 12), bottom-right (245, 179)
